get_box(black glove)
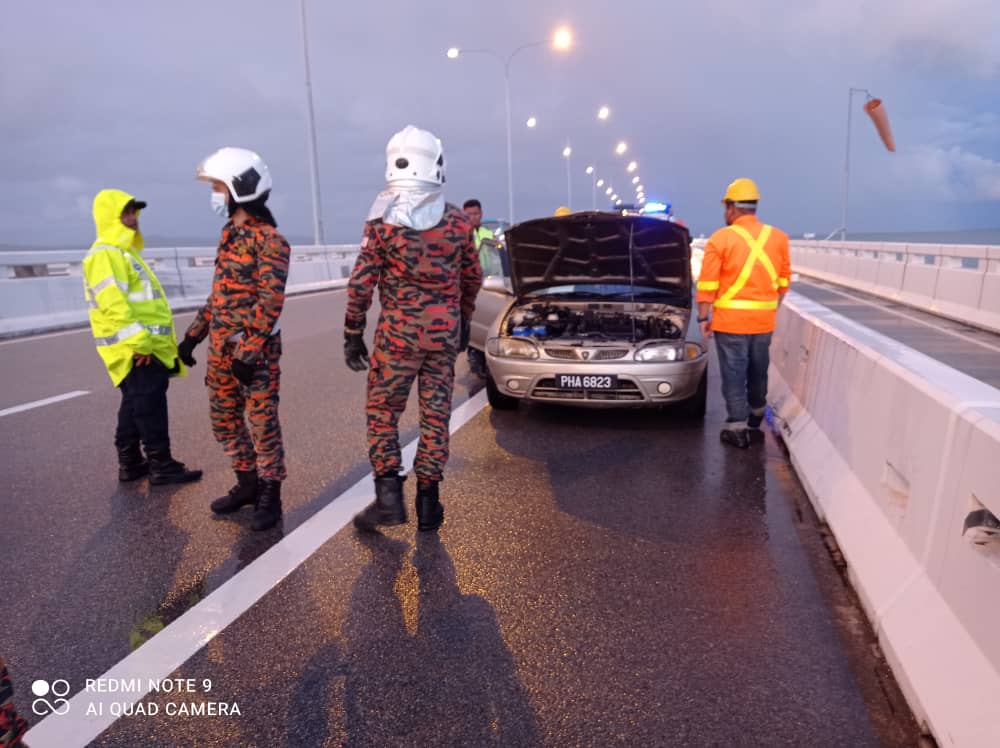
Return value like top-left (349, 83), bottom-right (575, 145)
top-left (231, 358), bottom-right (256, 386)
top-left (177, 335), bottom-right (199, 367)
top-left (458, 317), bottom-right (470, 353)
top-left (344, 332), bottom-right (369, 372)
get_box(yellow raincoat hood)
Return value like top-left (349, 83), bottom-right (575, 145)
top-left (92, 189), bottom-right (145, 253)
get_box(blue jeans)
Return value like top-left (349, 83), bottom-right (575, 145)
top-left (714, 332), bottom-right (772, 427)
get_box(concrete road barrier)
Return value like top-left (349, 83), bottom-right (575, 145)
top-left (789, 240), bottom-right (1000, 334)
top-left (769, 292), bottom-right (1000, 747)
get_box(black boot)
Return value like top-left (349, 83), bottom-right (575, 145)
top-left (148, 452), bottom-right (203, 485)
top-left (354, 473), bottom-right (407, 532)
top-left (720, 428), bottom-right (751, 449)
top-left (211, 470), bottom-right (259, 514)
top-left (117, 444), bottom-right (149, 482)
top-left (251, 479), bottom-right (283, 531)
top-left (416, 481), bottom-right (444, 532)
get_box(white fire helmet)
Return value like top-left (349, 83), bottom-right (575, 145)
top-left (196, 147), bottom-right (273, 203)
top-left (385, 126), bottom-right (445, 187)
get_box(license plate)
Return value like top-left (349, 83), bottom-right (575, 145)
top-left (555, 374), bottom-right (618, 390)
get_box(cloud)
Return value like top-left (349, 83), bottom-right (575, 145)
top-left (886, 145), bottom-right (1000, 201)
top-left (794, 0), bottom-right (1000, 77)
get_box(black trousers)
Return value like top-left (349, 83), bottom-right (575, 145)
top-left (115, 360), bottom-right (171, 456)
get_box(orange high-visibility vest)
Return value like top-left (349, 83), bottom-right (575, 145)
top-left (696, 216), bottom-right (791, 334)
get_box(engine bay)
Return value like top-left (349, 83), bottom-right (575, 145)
top-left (503, 302), bottom-right (686, 343)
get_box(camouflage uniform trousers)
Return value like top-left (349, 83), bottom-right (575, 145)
top-left (206, 334), bottom-right (286, 481)
top-left (367, 343), bottom-right (456, 482)
top-left (0, 657), bottom-right (28, 747)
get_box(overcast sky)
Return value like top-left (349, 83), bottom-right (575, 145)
top-left (3, 0), bottom-right (998, 247)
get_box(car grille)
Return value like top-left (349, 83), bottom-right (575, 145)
top-left (543, 348), bottom-right (630, 361)
top-left (531, 378), bottom-right (644, 401)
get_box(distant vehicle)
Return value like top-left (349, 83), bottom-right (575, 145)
top-left (469, 210), bottom-right (708, 415)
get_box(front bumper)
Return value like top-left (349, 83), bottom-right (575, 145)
top-left (486, 352), bottom-right (708, 408)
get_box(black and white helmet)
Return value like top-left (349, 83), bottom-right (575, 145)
top-left (196, 147), bottom-right (272, 202)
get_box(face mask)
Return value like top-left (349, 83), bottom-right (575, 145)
top-left (210, 191), bottom-right (228, 217)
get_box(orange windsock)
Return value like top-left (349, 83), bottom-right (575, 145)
top-left (864, 98), bottom-right (896, 152)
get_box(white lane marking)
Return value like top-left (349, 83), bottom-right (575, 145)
top-left (801, 280), bottom-right (1000, 356)
top-left (0, 390), bottom-right (90, 417)
top-left (24, 388), bottom-right (489, 748)
top-left (0, 286), bottom-right (347, 347)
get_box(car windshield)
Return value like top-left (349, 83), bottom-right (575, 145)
top-left (525, 284), bottom-right (671, 299)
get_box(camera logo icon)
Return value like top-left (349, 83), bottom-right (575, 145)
top-left (31, 679), bottom-right (71, 716)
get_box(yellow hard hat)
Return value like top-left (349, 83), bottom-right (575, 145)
top-left (721, 178), bottom-right (760, 204)
top-left (554, 206), bottom-right (571, 216)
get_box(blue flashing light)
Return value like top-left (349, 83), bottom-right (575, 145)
top-left (642, 201), bottom-right (669, 213)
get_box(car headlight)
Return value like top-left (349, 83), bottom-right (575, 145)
top-left (634, 343), bottom-right (684, 362)
top-left (488, 337), bottom-right (539, 359)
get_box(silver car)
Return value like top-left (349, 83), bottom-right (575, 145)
top-left (469, 211), bottom-right (708, 414)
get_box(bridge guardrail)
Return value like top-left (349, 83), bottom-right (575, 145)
top-left (0, 245), bottom-right (361, 338)
top-left (789, 240), bottom-right (1000, 334)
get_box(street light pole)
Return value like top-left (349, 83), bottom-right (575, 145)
top-left (298, 0), bottom-right (325, 245)
top-left (837, 87), bottom-right (872, 241)
top-left (504, 69), bottom-right (515, 225)
top-left (563, 146), bottom-right (572, 210)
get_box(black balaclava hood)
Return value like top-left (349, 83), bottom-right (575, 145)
top-left (229, 189), bottom-right (277, 228)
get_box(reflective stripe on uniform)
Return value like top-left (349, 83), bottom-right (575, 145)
top-left (90, 275), bottom-right (129, 296)
top-left (778, 278), bottom-right (790, 287)
top-left (226, 322), bottom-right (282, 343)
top-left (94, 321), bottom-right (145, 346)
top-left (714, 298), bottom-right (778, 310)
top-left (697, 280), bottom-right (720, 291)
top-left (713, 224), bottom-right (778, 310)
top-left (127, 283), bottom-right (163, 302)
top-left (94, 322), bottom-right (172, 346)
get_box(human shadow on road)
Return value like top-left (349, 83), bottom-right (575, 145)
top-left (286, 533), bottom-right (541, 747)
top-left (25, 481), bottom-right (189, 699)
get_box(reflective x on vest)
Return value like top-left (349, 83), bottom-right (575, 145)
top-left (713, 224), bottom-right (778, 311)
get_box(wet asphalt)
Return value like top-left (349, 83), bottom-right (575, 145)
top-left (2, 289), bottom-right (921, 746)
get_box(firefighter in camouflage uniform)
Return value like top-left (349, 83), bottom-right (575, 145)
top-left (344, 125), bottom-right (482, 533)
top-left (0, 657), bottom-right (27, 747)
top-left (177, 147), bottom-right (290, 532)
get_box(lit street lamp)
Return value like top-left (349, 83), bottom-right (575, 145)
top-left (526, 116), bottom-right (537, 128)
top-left (598, 105), bottom-right (610, 120)
top-left (631, 176), bottom-right (640, 184)
top-left (605, 187), bottom-right (613, 196)
top-left (447, 26), bottom-right (574, 224)
top-left (615, 141), bottom-right (628, 156)
top-left (627, 161), bottom-right (638, 173)
top-left (586, 165), bottom-right (597, 209)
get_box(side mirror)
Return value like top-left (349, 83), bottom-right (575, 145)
top-left (482, 275), bottom-right (512, 294)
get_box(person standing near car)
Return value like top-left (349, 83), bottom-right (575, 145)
top-left (462, 198), bottom-right (494, 377)
top-left (344, 125), bottom-right (482, 533)
top-left (696, 178), bottom-right (791, 448)
top-left (84, 189), bottom-right (202, 485)
top-left (177, 148), bottom-right (290, 531)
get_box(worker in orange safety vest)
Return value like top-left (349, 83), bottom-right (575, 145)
top-left (696, 178), bottom-right (792, 449)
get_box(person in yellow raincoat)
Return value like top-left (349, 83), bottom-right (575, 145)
top-left (83, 190), bottom-right (201, 484)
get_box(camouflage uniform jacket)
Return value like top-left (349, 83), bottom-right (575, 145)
top-left (186, 216), bottom-right (290, 364)
top-left (345, 204), bottom-right (482, 352)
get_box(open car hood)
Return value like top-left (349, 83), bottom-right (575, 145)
top-left (504, 212), bottom-right (692, 302)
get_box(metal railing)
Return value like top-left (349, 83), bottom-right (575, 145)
top-left (0, 244), bottom-right (361, 337)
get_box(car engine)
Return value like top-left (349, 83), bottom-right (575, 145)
top-left (503, 302), bottom-right (684, 343)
